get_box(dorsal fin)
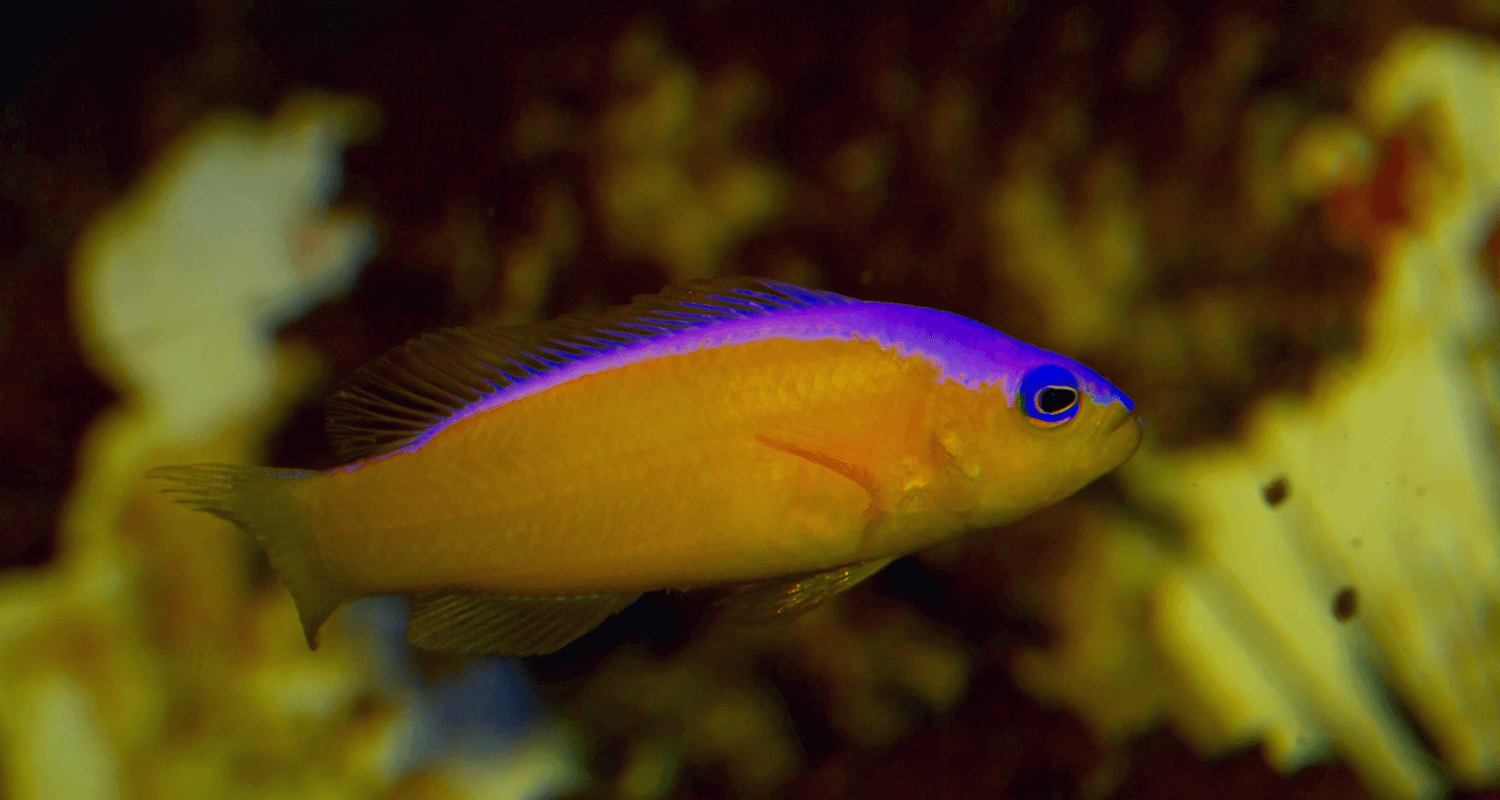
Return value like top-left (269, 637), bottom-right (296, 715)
top-left (325, 278), bottom-right (853, 461)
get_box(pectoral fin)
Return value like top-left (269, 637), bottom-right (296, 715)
top-left (406, 591), bottom-right (640, 656)
top-left (713, 558), bottom-right (895, 624)
top-left (756, 429), bottom-right (882, 515)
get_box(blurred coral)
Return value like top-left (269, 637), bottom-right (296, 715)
top-left (71, 93), bottom-right (375, 449)
top-left (0, 95), bottom-right (388, 800)
top-left (560, 591), bottom-right (971, 798)
top-left (15, 4), bottom-right (1500, 800)
top-left (0, 94), bottom-right (580, 800)
top-left (1016, 28), bottom-right (1500, 800)
top-left (591, 24), bottom-right (786, 285)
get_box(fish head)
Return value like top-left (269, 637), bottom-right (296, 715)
top-left (958, 357), bottom-right (1142, 526)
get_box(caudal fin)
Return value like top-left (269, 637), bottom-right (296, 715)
top-left (146, 464), bottom-right (346, 649)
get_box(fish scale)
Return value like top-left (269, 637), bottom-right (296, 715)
top-left (311, 338), bottom-right (921, 594)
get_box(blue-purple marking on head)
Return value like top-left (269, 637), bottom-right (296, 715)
top-left (370, 291), bottom-right (1134, 463)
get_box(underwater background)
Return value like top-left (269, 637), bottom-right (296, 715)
top-left (9, 0), bottom-right (1500, 798)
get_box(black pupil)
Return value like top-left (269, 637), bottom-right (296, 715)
top-left (1037, 387), bottom-right (1076, 414)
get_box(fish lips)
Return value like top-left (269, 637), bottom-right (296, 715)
top-left (1101, 403), bottom-right (1144, 462)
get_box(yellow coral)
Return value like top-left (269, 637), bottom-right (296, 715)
top-left (1016, 27), bottom-right (1500, 800)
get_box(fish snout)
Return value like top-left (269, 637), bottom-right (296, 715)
top-left (1099, 402), bottom-right (1136, 434)
top-left (1095, 402), bottom-right (1143, 465)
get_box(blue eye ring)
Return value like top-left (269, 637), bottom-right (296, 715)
top-left (1019, 364), bottom-right (1081, 426)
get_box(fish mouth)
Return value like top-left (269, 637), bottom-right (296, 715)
top-left (1103, 404), bottom-right (1144, 465)
top-left (1103, 404), bottom-right (1136, 433)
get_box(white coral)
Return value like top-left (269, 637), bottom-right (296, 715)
top-left (72, 94), bottom-right (376, 448)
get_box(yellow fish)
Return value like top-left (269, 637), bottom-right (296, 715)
top-left (150, 278), bottom-right (1142, 655)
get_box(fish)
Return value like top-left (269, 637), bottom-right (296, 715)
top-left (148, 278), bottom-right (1142, 656)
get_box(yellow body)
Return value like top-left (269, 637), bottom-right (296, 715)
top-left (302, 337), bottom-right (1141, 597)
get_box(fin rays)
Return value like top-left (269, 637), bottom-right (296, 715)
top-left (326, 278), bottom-right (851, 461)
top-left (406, 591), bottom-right (640, 656)
top-left (713, 558), bottom-right (895, 623)
top-left (147, 465), bottom-right (343, 648)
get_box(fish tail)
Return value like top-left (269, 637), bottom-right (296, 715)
top-left (146, 464), bottom-right (346, 649)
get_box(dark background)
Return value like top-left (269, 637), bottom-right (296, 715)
top-left (1, 1), bottom-right (1489, 798)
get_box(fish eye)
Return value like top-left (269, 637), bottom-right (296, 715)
top-left (1035, 386), bottom-right (1078, 414)
top-left (1019, 364), bottom-right (1081, 426)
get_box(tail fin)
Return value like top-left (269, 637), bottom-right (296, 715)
top-left (146, 464), bottom-right (346, 649)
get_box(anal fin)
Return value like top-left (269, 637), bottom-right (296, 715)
top-left (406, 591), bottom-right (640, 656)
top-left (713, 558), bottom-right (895, 624)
